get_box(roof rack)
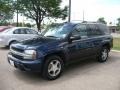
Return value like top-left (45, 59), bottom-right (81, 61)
top-left (69, 20), bottom-right (100, 23)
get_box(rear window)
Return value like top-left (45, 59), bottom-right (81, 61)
top-left (87, 24), bottom-right (103, 36)
top-left (26, 29), bottom-right (38, 34)
top-left (97, 24), bottom-right (110, 35)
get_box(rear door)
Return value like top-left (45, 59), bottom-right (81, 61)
top-left (24, 29), bottom-right (38, 40)
top-left (13, 28), bottom-right (27, 41)
top-left (87, 24), bottom-right (103, 55)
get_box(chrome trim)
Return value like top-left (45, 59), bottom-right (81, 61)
top-left (8, 54), bottom-right (18, 60)
top-left (10, 48), bottom-right (30, 57)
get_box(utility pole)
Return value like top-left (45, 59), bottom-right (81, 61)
top-left (16, 0), bottom-right (18, 26)
top-left (68, 0), bottom-right (71, 22)
top-left (22, 14), bottom-right (24, 27)
top-left (17, 10), bottom-right (18, 26)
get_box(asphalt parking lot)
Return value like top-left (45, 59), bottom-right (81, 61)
top-left (0, 48), bottom-right (120, 90)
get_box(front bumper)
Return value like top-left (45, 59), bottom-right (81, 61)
top-left (8, 53), bottom-right (43, 72)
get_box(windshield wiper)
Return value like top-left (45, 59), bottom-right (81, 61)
top-left (46, 35), bottom-right (58, 38)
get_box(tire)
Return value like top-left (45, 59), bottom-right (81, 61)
top-left (42, 55), bottom-right (64, 80)
top-left (98, 46), bottom-right (109, 63)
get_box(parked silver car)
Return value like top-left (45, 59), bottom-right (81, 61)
top-left (0, 27), bottom-right (39, 47)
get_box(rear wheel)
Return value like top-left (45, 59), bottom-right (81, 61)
top-left (98, 47), bottom-right (109, 62)
top-left (42, 55), bottom-right (64, 80)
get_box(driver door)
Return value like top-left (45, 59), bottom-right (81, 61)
top-left (68, 24), bottom-right (92, 61)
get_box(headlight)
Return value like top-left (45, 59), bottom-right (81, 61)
top-left (24, 50), bottom-right (37, 60)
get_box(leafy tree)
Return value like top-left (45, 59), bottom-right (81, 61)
top-left (14, 0), bottom-right (68, 32)
top-left (25, 23), bottom-right (32, 27)
top-left (97, 17), bottom-right (107, 24)
top-left (0, 0), bottom-right (13, 25)
top-left (116, 18), bottom-right (120, 31)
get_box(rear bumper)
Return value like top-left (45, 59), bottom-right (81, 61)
top-left (8, 53), bottom-right (43, 72)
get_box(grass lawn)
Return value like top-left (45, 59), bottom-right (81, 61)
top-left (113, 38), bottom-right (120, 51)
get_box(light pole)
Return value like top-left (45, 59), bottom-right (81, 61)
top-left (68, 0), bottom-right (71, 22)
top-left (16, 0), bottom-right (18, 26)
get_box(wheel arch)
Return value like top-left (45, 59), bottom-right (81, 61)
top-left (44, 51), bottom-right (67, 64)
top-left (102, 43), bottom-right (111, 51)
top-left (8, 39), bottom-right (18, 46)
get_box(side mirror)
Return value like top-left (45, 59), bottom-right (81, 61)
top-left (70, 35), bottom-right (81, 41)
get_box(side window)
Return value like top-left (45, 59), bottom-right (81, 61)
top-left (72, 24), bottom-right (87, 37)
top-left (20, 29), bottom-right (27, 34)
top-left (88, 24), bottom-right (103, 37)
top-left (26, 29), bottom-right (38, 34)
top-left (25, 29), bottom-right (32, 34)
top-left (31, 30), bottom-right (38, 34)
top-left (13, 29), bottom-right (26, 34)
top-left (13, 29), bottom-right (20, 34)
top-left (98, 24), bottom-right (110, 35)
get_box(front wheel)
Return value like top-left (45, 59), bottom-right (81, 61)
top-left (98, 47), bottom-right (109, 63)
top-left (42, 55), bottom-right (64, 80)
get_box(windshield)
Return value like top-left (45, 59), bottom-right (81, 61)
top-left (42, 24), bottom-right (73, 39)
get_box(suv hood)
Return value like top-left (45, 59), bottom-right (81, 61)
top-left (21, 36), bottom-right (59, 46)
top-left (11, 36), bottom-right (60, 50)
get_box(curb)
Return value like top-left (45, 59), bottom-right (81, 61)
top-left (111, 50), bottom-right (120, 53)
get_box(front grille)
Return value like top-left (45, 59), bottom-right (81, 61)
top-left (11, 52), bottom-right (23, 60)
top-left (11, 46), bottom-right (24, 53)
top-left (10, 46), bottom-right (24, 60)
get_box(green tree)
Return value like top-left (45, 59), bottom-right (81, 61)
top-left (14, 0), bottom-right (68, 32)
top-left (12, 22), bottom-right (32, 27)
top-left (97, 17), bottom-right (107, 24)
top-left (116, 18), bottom-right (120, 31)
top-left (0, 0), bottom-right (13, 25)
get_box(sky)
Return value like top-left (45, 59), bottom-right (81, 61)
top-left (14, 0), bottom-right (120, 25)
top-left (63, 0), bottom-right (120, 25)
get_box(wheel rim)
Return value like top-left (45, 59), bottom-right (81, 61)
top-left (101, 49), bottom-right (108, 61)
top-left (48, 60), bottom-right (61, 77)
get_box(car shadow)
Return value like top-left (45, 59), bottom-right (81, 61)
top-left (0, 47), bottom-right (9, 50)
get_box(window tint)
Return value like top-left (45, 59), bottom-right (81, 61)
top-left (14, 29), bottom-right (20, 34)
top-left (14, 29), bottom-right (26, 34)
top-left (97, 24), bottom-right (110, 35)
top-left (88, 24), bottom-right (103, 36)
top-left (25, 29), bottom-right (32, 34)
top-left (20, 29), bottom-right (26, 34)
top-left (72, 24), bottom-right (87, 37)
top-left (30, 29), bottom-right (38, 34)
top-left (26, 29), bottom-right (38, 34)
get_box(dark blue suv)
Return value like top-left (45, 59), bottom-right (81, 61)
top-left (8, 22), bottom-right (113, 80)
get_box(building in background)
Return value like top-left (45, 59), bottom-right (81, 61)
top-left (108, 26), bottom-right (120, 33)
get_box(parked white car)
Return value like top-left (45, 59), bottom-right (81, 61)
top-left (0, 27), bottom-right (39, 47)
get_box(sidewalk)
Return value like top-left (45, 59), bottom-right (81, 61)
top-left (112, 49), bottom-right (120, 53)
top-left (111, 33), bottom-right (120, 38)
